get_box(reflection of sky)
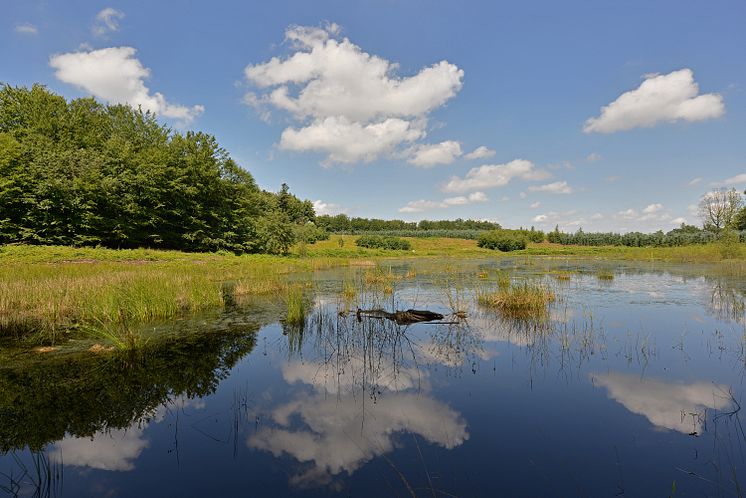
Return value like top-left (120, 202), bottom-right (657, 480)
top-left (250, 348), bottom-right (469, 487)
top-left (249, 392), bottom-right (468, 487)
top-left (48, 396), bottom-right (205, 472)
top-left (592, 372), bottom-right (731, 434)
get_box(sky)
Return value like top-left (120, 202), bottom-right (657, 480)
top-left (3, 0), bottom-right (745, 232)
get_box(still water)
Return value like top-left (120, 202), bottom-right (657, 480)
top-left (1, 258), bottom-right (744, 497)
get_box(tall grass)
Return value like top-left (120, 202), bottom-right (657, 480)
top-left (477, 281), bottom-right (556, 320)
top-left (285, 285), bottom-right (306, 326)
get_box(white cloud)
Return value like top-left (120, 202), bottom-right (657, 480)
top-left (671, 217), bottom-right (687, 224)
top-left (527, 181), bottom-right (573, 194)
top-left (590, 213), bottom-right (604, 220)
top-left (688, 177), bottom-right (703, 186)
top-left (530, 201), bottom-right (541, 209)
top-left (50, 47), bottom-right (204, 124)
top-left (312, 200), bottom-right (347, 216)
top-left (244, 24), bottom-right (463, 164)
top-left (464, 145), bottom-right (496, 160)
top-left (716, 172), bottom-right (746, 186)
top-left (642, 203), bottom-right (663, 214)
top-left (592, 372), bottom-right (731, 434)
top-left (441, 159), bottom-right (550, 193)
top-left (618, 208), bottom-right (638, 220)
top-left (15, 23), bottom-right (38, 35)
top-left (407, 140), bottom-right (462, 167)
top-left (443, 191), bottom-right (488, 205)
top-left (92, 7), bottom-right (125, 37)
top-left (399, 192), bottom-right (487, 212)
top-left (586, 152), bottom-right (602, 162)
top-left (399, 199), bottom-right (444, 213)
top-left (532, 214), bottom-right (548, 222)
top-left (584, 69), bottom-right (724, 133)
top-left (281, 116), bottom-right (422, 164)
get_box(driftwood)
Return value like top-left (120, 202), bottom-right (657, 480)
top-left (355, 308), bottom-right (444, 325)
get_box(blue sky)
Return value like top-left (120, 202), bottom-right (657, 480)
top-left (3, 0), bottom-right (745, 231)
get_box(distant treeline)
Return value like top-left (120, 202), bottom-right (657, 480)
top-left (316, 215), bottom-right (501, 234)
top-left (547, 225), bottom-right (746, 247)
top-left (0, 84), bottom-right (316, 254)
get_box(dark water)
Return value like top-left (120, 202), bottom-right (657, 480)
top-left (1, 259), bottom-right (745, 497)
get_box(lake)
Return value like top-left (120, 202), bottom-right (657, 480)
top-left (1, 258), bottom-right (744, 497)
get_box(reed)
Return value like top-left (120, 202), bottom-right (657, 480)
top-left (477, 281), bottom-right (556, 320)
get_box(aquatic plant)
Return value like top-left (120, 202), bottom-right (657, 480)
top-left (596, 270), bottom-right (614, 280)
top-left (477, 281), bottom-right (556, 320)
top-left (285, 285), bottom-right (306, 326)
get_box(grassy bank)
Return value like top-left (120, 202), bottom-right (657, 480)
top-left (1, 237), bottom-right (744, 346)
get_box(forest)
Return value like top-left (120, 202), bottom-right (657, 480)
top-left (0, 84), bottom-right (316, 254)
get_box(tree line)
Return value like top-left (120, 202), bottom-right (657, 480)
top-left (316, 215), bottom-right (502, 233)
top-left (0, 84), bottom-right (316, 254)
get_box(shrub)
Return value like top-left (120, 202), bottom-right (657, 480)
top-left (477, 231), bottom-right (527, 251)
top-left (355, 235), bottom-right (412, 250)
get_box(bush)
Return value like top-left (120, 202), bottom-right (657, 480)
top-left (355, 235), bottom-right (412, 250)
top-left (477, 231), bottom-right (527, 251)
top-left (294, 223), bottom-right (329, 244)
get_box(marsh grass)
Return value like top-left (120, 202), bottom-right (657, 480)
top-left (285, 285), bottom-right (306, 326)
top-left (496, 270), bottom-right (511, 290)
top-left (478, 281), bottom-right (556, 320)
top-left (596, 270), bottom-right (615, 281)
top-left (554, 272), bottom-right (572, 281)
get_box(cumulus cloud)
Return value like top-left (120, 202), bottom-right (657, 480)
top-left (92, 7), bottom-right (125, 37)
top-left (716, 172), bottom-right (746, 186)
top-left (15, 23), bottom-right (38, 35)
top-left (530, 201), bottom-right (541, 209)
top-left (407, 140), bottom-right (462, 167)
top-left (50, 47), bottom-right (204, 124)
top-left (464, 145), bottom-right (496, 160)
top-left (584, 69), bottom-right (724, 133)
top-left (586, 152), bottom-right (602, 162)
top-left (312, 200), bottom-right (347, 216)
top-left (398, 192), bottom-right (487, 213)
top-left (592, 372), bottom-right (731, 433)
top-left (243, 24), bottom-right (464, 164)
top-left (441, 159), bottom-right (550, 193)
top-left (527, 181), bottom-right (573, 194)
top-left (642, 203), bottom-right (663, 214)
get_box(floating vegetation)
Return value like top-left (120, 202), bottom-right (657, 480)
top-left (477, 281), bottom-right (556, 320)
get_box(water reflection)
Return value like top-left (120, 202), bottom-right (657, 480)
top-left (0, 326), bottom-right (258, 453)
top-left (592, 372), bottom-right (732, 434)
top-left (250, 307), bottom-right (470, 487)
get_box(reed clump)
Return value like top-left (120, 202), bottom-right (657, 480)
top-left (478, 281), bottom-right (556, 320)
top-left (596, 270), bottom-right (614, 281)
top-left (285, 285), bottom-right (306, 326)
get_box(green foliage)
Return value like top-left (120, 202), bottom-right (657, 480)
top-left (355, 235), bottom-right (412, 250)
top-left (0, 84), bottom-right (316, 253)
top-left (477, 231), bottom-right (527, 251)
top-left (546, 224), bottom-right (745, 247)
top-left (316, 215), bottom-right (501, 233)
top-left (294, 222), bottom-right (329, 244)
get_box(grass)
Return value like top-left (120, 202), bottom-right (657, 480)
top-left (596, 269), bottom-right (615, 281)
top-left (285, 285), bottom-right (306, 326)
top-left (2, 238), bottom-right (745, 346)
top-left (478, 281), bottom-right (556, 320)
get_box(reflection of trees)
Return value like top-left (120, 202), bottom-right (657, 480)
top-left (250, 306), bottom-right (470, 488)
top-left (706, 277), bottom-right (746, 324)
top-left (0, 327), bottom-right (258, 453)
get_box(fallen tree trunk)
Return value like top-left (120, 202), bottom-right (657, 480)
top-left (356, 308), bottom-right (445, 325)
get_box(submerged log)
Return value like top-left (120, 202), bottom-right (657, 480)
top-left (356, 308), bottom-right (444, 325)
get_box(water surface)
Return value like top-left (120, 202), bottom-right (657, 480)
top-left (1, 258), bottom-right (744, 497)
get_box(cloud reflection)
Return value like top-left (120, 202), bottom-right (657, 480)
top-left (592, 372), bottom-right (731, 434)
